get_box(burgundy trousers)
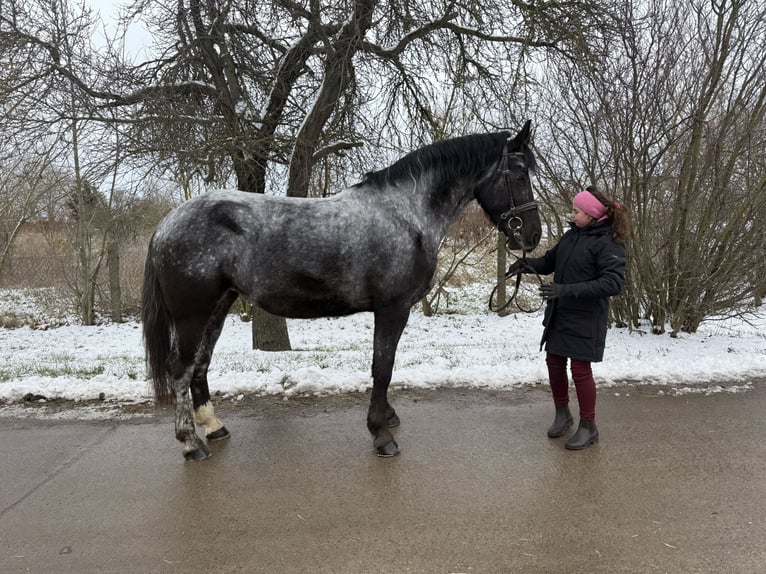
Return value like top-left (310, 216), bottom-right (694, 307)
top-left (545, 352), bottom-right (596, 421)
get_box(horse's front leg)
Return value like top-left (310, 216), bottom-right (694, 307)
top-left (368, 306), bottom-right (410, 457)
top-left (191, 291), bottom-right (239, 441)
top-left (386, 402), bottom-right (400, 428)
top-left (186, 293), bottom-right (237, 453)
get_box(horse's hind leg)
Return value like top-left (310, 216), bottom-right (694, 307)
top-left (191, 365), bottom-right (229, 442)
top-left (169, 294), bottom-right (235, 461)
top-left (170, 358), bottom-right (210, 461)
top-left (368, 306), bottom-right (410, 457)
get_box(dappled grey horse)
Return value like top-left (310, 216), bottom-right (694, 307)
top-left (142, 121), bottom-right (541, 461)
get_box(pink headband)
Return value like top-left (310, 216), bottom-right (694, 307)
top-left (573, 190), bottom-right (608, 221)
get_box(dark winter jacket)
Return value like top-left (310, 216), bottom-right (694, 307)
top-left (524, 220), bottom-right (626, 362)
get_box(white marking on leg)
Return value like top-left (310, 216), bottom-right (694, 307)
top-left (194, 402), bottom-right (225, 436)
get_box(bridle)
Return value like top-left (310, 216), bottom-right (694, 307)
top-left (496, 139), bottom-right (539, 249)
top-left (489, 138), bottom-right (543, 314)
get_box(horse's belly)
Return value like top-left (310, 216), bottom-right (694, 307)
top-left (257, 293), bottom-right (369, 319)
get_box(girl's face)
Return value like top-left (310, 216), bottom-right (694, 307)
top-left (571, 204), bottom-right (594, 228)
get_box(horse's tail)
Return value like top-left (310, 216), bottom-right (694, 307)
top-left (142, 240), bottom-right (175, 406)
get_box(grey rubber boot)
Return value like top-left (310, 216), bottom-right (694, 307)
top-left (547, 404), bottom-right (574, 438)
top-left (565, 419), bottom-right (599, 450)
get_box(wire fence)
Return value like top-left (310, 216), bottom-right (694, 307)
top-left (0, 236), bottom-right (150, 319)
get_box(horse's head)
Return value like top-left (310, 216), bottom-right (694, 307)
top-left (474, 120), bottom-right (542, 253)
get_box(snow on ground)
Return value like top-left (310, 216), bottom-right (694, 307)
top-left (1, 287), bottom-right (765, 408)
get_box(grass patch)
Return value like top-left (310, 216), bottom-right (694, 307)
top-left (0, 312), bottom-right (27, 329)
top-left (32, 364), bottom-right (106, 378)
top-left (0, 362), bottom-right (106, 382)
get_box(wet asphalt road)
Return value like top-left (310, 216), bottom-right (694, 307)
top-left (1, 383), bottom-right (765, 574)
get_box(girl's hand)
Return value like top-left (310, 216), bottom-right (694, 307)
top-left (506, 260), bottom-right (525, 275)
top-left (539, 283), bottom-right (564, 300)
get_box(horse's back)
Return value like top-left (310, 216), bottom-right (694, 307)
top-left (148, 188), bottom-right (438, 318)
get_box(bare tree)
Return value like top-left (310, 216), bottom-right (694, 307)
top-left (0, 155), bottom-right (66, 274)
top-left (535, 0), bottom-right (766, 334)
top-left (0, 1), bottom-right (73, 273)
top-left (3, 0), bottom-right (623, 336)
top-left (1, 0), bottom-right (137, 323)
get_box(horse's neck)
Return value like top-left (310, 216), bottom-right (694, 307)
top-left (403, 176), bottom-right (475, 247)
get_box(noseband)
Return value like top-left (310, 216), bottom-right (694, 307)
top-left (496, 140), bottom-right (538, 246)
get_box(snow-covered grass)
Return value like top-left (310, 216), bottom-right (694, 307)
top-left (1, 286), bottom-right (765, 410)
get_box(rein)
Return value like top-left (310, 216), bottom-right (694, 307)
top-left (489, 138), bottom-right (542, 314)
top-left (488, 253), bottom-right (543, 314)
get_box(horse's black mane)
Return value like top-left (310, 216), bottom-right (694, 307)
top-left (357, 131), bottom-right (536, 189)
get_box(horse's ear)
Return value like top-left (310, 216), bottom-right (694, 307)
top-left (508, 119), bottom-right (532, 147)
top-left (518, 119), bottom-right (532, 145)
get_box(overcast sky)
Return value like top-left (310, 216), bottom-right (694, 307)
top-left (86, 0), bottom-right (153, 61)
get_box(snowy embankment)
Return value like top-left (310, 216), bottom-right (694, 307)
top-left (1, 293), bottom-right (764, 406)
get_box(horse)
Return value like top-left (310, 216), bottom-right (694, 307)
top-left (142, 120), bottom-right (541, 461)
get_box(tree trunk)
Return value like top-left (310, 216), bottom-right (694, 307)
top-left (286, 0), bottom-right (376, 197)
top-left (78, 258), bottom-right (95, 325)
top-left (107, 239), bottom-right (122, 323)
top-left (495, 232), bottom-right (508, 315)
top-left (251, 305), bottom-right (291, 351)
top-left (76, 209), bottom-right (95, 326)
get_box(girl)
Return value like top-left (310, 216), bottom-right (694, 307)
top-left (510, 186), bottom-right (629, 449)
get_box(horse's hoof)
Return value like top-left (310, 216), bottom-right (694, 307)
top-left (206, 426), bottom-right (231, 441)
top-left (386, 413), bottom-right (401, 428)
top-left (376, 440), bottom-right (400, 457)
top-left (183, 445), bottom-right (211, 462)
